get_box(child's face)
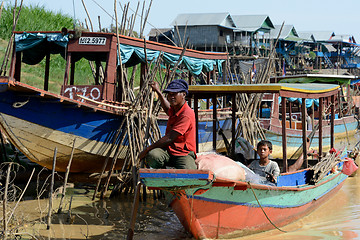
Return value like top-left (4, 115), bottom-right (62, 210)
top-left (257, 144), bottom-right (272, 159)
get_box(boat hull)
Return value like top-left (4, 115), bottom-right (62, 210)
top-left (0, 88), bottom-right (126, 172)
top-left (140, 169), bottom-right (347, 239)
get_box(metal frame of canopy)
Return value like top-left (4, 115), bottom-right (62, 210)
top-left (188, 83), bottom-right (340, 171)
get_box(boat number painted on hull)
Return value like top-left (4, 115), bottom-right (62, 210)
top-left (79, 37), bottom-right (106, 45)
top-left (63, 86), bottom-right (101, 102)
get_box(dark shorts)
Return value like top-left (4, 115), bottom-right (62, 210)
top-left (145, 148), bottom-right (197, 169)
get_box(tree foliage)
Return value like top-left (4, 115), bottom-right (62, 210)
top-left (0, 4), bottom-right (74, 40)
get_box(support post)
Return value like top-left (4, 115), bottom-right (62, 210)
top-left (330, 95), bottom-right (335, 148)
top-left (231, 94), bottom-right (236, 156)
top-left (289, 101), bottom-right (292, 129)
top-left (319, 97), bottom-right (323, 160)
top-left (194, 94), bottom-right (199, 153)
top-left (44, 53), bottom-right (50, 91)
top-left (301, 98), bottom-right (307, 168)
top-left (281, 97), bottom-right (287, 172)
top-left (212, 94), bottom-right (217, 151)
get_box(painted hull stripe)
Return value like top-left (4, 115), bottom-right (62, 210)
top-left (185, 176), bottom-right (346, 208)
top-left (140, 172), bottom-right (210, 179)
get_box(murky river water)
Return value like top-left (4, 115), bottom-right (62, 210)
top-left (15, 133), bottom-right (360, 239)
top-left (17, 169), bottom-right (360, 239)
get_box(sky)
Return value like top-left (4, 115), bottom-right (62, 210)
top-left (10, 0), bottom-right (360, 42)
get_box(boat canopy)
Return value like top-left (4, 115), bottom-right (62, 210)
top-left (279, 97), bottom-right (319, 108)
top-left (14, 32), bottom-right (224, 75)
top-left (189, 83), bottom-right (340, 98)
top-left (14, 32), bottom-right (68, 65)
top-left (119, 43), bottom-right (224, 75)
top-left (275, 74), bottom-right (359, 85)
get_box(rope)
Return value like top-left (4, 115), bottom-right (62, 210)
top-left (248, 182), bottom-right (287, 233)
top-left (12, 99), bottom-right (29, 108)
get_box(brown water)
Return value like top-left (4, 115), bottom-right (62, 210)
top-left (15, 133), bottom-right (360, 239)
top-left (16, 167), bottom-right (360, 240)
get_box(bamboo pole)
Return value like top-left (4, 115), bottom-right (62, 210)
top-left (47, 147), bottom-right (57, 230)
top-left (58, 139), bottom-right (76, 214)
top-left (92, 118), bottom-right (126, 200)
top-left (126, 181), bottom-right (141, 240)
top-left (7, 168), bottom-right (35, 225)
top-left (0, 0), bottom-right (23, 76)
top-left (3, 163), bottom-right (11, 240)
top-left (114, 0), bottom-right (127, 102)
top-left (81, 0), bottom-right (93, 31)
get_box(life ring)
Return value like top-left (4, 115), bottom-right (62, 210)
top-left (291, 115), bottom-right (298, 121)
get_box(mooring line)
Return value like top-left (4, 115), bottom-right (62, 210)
top-left (248, 182), bottom-right (287, 233)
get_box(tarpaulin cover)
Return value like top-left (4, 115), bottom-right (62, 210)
top-left (119, 44), bottom-right (224, 75)
top-left (15, 32), bottom-right (69, 65)
top-left (279, 97), bottom-right (319, 108)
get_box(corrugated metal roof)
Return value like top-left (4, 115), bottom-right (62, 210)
top-left (231, 15), bottom-right (275, 32)
top-left (148, 28), bottom-right (173, 37)
top-left (171, 13), bottom-right (236, 28)
top-left (328, 34), bottom-right (355, 43)
top-left (297, 32), bottom-right (315, 42)
top-left (268, 25), bottom-right (300, 40)
top-left (310, 31), bottom-right (335, 41)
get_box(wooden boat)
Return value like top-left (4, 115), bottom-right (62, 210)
top-left (139, 83), bottom-right (354, 239)
top-left (260, 74), bottom-right (360, 159)
top-left (0, 30), bottom-right (227, 172)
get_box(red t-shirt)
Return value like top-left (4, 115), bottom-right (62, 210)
top-left (166, 102), bottom-right (196, 156)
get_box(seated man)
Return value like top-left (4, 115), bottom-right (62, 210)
top-left (139, 79), bottom-right (197, 169)
top-left (248, 140), bottom-right (280, 183)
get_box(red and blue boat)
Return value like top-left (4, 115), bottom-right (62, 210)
top-left (0, 30), bottom-right (227, 172)
top-left (139, 83), bottom-right (355, 239)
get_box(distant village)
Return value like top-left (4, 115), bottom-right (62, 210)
top-left (147, 13), bottom-right (360, 77)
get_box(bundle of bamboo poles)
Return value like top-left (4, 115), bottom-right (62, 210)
top-left (92, 34), bottom-right (189, 199)
top-left (308, 151), bottom-right (342, 184)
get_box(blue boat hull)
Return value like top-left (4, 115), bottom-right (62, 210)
top-left (0, 87), bottom-right (127, 172)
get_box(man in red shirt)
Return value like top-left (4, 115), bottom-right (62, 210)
top-left (139, 79), bottom-right (197, 169)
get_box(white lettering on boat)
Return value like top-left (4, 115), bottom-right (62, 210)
top-left (63, 86), bottom-right (102, 102)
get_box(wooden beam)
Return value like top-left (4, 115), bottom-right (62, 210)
top-left (281, 97), bottom-right (287, 172)
top-left (319, 97), bottom-right (323, 160)
top-left (63, 52), bottom-right (71, 86)
top-left (301, 98), bottom-right (307, 168)
top-left (212, 94), bottom-right (217, 151)
top-left (44, 53), bottom-right (50, 91)
top-left (194, 94), bottom-right (199, 153)
top-left (231, 94), bottom-right (236, 156)
top-left (14, 51), bottom-right (21, 82)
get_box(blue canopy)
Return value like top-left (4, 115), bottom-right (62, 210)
top-left (279, 97), bottom-right (319, 108)
top-left (119, 44), bottom-right (224, 75)
top-left (15, 32), bottom-right (69, 51)
top-left (15, 32), bottom-right (69, 65)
